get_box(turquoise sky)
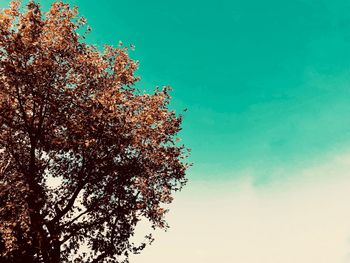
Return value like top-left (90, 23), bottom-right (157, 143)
top-left (3, 0), bottom-right (350, 184)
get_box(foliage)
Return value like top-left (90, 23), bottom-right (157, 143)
top-left (0, 1), bottom-right (189, 262)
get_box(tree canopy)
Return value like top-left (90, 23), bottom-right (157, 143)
top-left (0, 1), bottom-right (189, 262)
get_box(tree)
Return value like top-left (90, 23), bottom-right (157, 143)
top-left (0, 1), bottom-right (189, 262)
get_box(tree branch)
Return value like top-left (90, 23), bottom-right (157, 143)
top-left (49, 151), bottom-right (88, 225)
top-left (60, 206), bottom-right (92, 229)
top-left (49, 178), bottom-right (86, 225)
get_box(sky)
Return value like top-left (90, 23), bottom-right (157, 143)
top-left (2, 0), bottom-right (350, 261)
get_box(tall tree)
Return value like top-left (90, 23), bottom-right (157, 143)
top-left (0, 1), bottom-right (189, 262)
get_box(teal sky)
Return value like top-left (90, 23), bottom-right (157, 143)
top-left (3, 0), bottom-right (350, 184)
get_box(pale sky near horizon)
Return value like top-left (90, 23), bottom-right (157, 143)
top-left (131, 150), bottom-right (350, 262)
top-left (2, 0), bottom-right (350, 262)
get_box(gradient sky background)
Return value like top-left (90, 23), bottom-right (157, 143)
top-left (3, 0), bottom-right (350, 261)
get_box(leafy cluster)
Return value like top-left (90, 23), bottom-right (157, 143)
top-left (0, 1), bottom-right (189, 262)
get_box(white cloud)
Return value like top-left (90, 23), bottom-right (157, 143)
top-left (130, 151), bottom-right (350, 263)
